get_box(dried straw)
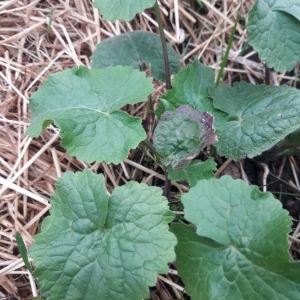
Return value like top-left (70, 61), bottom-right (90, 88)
top-left (2, 0), bottom-right (299, 299)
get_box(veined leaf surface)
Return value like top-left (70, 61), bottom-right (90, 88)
top-left (172, 176), bottom-right (300, 300)
top-left (91, 31), bottom-right (180, 82)
top-left (247, 0), bottom-right (300, 72)
top-left (156, 60), bottom-right (227, 127)
top-left (27, 66), bottom-right (153, 164)
top-left (209, 82), bottom-right (300, 160)
top-left (153, 105), bottom-right (217, 167)
top-left (29, 170), bottom-right (177, 300)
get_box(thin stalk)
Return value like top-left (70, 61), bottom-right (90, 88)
top-left (154, 1), bottom-right (171, 90)
top-left (265, 65), bottom-right (270, 85)
top-left (141, 139), bottom-right (159, 157)
top-left (268, 172), bottom-right (300, 197)
top-left (164, 167), bottom-right (171, 199)
top-left (154, 0), bottom-right (171, 199)
top-left (147, 92), bottom-right (156, 127)
top-left (216, 14), bottom-right (240, 86)
top-left (140, 139), bottom-right (170, 199)
top-left (47, 7), bottom-right (54, 38)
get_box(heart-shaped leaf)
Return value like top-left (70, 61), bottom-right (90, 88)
top-left (91, 31), bottom-right (180, 82)
top-left (172, 176), bottom-right (300, 300)
top-left (247, 0), bottom-right (300, 72)
top-left (26, 66), bottom-right (153, 164)
top-left (209, 81), bottom-right (300, 160)
top-left (29, 170), bottom-right (177, 300)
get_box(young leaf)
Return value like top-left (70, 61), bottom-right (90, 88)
top-left (91, 31), bottom-right (180, 82)
top-left (247, 0), bottom-right (300, 72)
top-left (209, 81), bottom-right (300, 160)
top-left (153, 105), bottom-right (217, 167)
top-left (172, 176), bottom-right (300, 300)
top-left (156, 60), bottom-right (227, 127)
top-left (26, 66), bottom-right (153, 164)
top-left (15, 231), bottom-right (32, 273)
top-left (93, 0), bottom-right (155, 21)
top-left (29, 169), bottom-right (177, 300)
top-left (167, 158), bottom-right (216, 187)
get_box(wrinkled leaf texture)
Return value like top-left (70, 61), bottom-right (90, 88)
top-left (91, 31), bottom-right (180, 82)
top-left (153, 105), bottom-right (217, 167)
top-left (157, 60), bottom-right (300, 160)
top-left (172, 176), bottom-right (300, 299)
top-left (27, 66), bottom-right (153, 164)
top-left (247, 0), bottom-right (300, 72)
top-left (29, 169), bottom-right (177, 300)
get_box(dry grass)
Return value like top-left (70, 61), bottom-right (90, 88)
top-left (1, 0), bottom-right (300, 299)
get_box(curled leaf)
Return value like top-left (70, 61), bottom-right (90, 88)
top-left (153, 105), bottom-right (217, 167)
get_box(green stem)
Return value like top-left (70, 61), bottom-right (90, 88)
top-left (47, 7), bottom-right (54, 38)
top-left (154, 1), bottom-right (171, 90)
top-left (216, 15), bottom-right (240, 86)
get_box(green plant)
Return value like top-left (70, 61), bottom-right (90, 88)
top-left (24, 1), bottom-right (300, 299)
top-left (247, 0), bottom-right (300, 72)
